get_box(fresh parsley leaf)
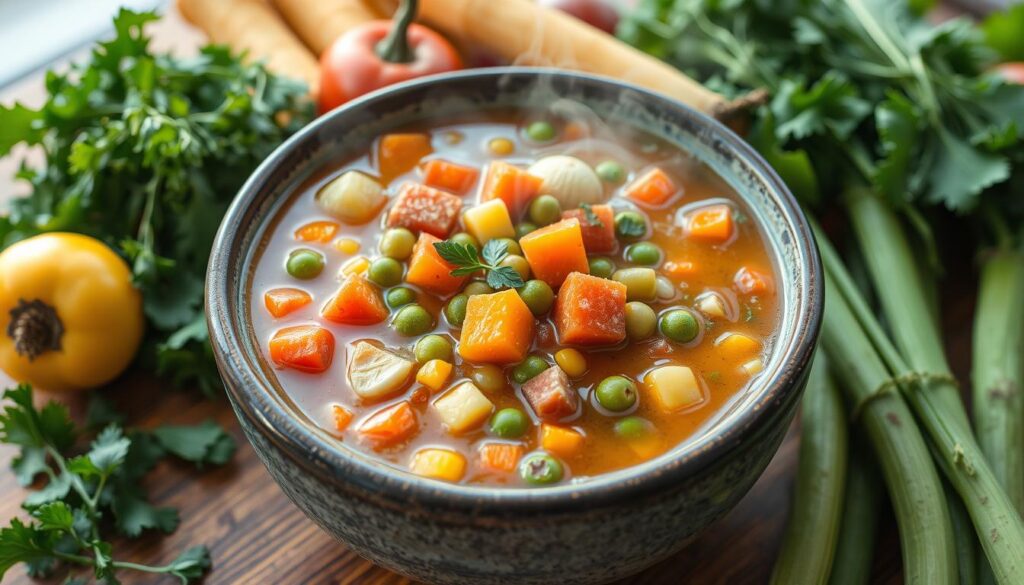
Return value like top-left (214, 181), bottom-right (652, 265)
top-left (615, 214), bottom-right (646, 238)
top-left (983, 4), bottom-right (1024, 61)
top-left (581, 203), bottom-right (604, 228)
top-left (433, 240), bottom-right (524, 289)
top-left (151, 421), bottom-right (236, 466)
top-left (434, 241), bottom-right (481, 267)
top-left (480, 239), bottom-right (508, 266)
top-left (111, 494), bottom-right (179, 537)
top-left (166, 546), bottom-right (212, 581)
top-left (486, 266), bottom-right (525, 290)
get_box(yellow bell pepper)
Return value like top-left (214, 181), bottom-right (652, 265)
top-left (0, 233), bottom-right (144, 392)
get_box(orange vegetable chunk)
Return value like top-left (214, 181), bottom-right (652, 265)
top-left (386, 182), bottom-right (463, 238)
top-left (561, 204), bottom-right (616, 254)
top-left (333, 404), bottom-right (353, 432)
top-left (422, 159), bottom-right (479, 194)
top-left (478, 161), bottom-right (544, 217)
top-left (540, 424), bottom-right (585, 458)
top-left (293, 220), bottom-right (339, 243)
top-left (406, 233), bottom-right (468, 295)
top-left (458, 289), bottom-right (535, 364)
top-left (734, 266), bottom-right (772, 294)
top-left (264, 287), bottom-right (312, 318)
top-left (478, 442), bottom-right (524, 473)
top-left (358, 401), bottom-right (418, 448)
top-left (268, 325), bottom-right (335, 373)
top-left (687, 204), bottom-right (734, 243)
top-left (378, 133), bottom-right (433, 180)
top-left (518, 218), bottom-right (589, 288)
top-left (624, 167), bottom-right (678, 207)
top-left (321, 274), bottom-right (389, 325)
top-left (554, 272), bottom-right (627, 345)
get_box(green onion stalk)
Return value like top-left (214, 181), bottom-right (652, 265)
top-left (771, 354), bottom-right (848, 585)
top-left (828, 434), bottom-right (882, 585)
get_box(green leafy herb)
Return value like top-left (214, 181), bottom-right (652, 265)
top-left (615, 214), bottom-right (646, 238)
top-left (433, 239), bottom-right (525, 289)
top-left (982, 4), bottom-right (1024, 61)
top-left (580, 203), bottom-right (605, 228)
top-left (0, 9), bottom-right (312, 396)
top-left (0, 384), bottom-right (233, 582)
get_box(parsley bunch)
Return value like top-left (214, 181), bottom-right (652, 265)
top-left (0, 9), bottom-right (313, 395)
top-left (0, 384), bottom-right (235, 582)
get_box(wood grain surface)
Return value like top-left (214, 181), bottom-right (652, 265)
top-left (0, 5), bottom-right (977, 585)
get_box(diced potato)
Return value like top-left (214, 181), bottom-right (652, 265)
top-left (317, 171), bottom-right (386, 225)
top-left (741, 358), bottom-right (764, 376)
top-left (432, 381), bottom-right (494, 433)
top-left (696, 292), bottom-right (727, 319)
top-left (715, 332), bottom-right (761, 361)
top-left (644, 365), bottom-right (705, 412)
top-left (416, 359), bottom-right (453, 392)
top-left (347, 341), bottom-right (416, 401)
top-left (540, 424), bottom-right (585, 458)
top-left (409, 448), bottom-right (466, 482)
top-left (463, 199), bottom-right (515, 243)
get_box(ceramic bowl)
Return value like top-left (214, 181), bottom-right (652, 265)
top-left (206, 68), bottom-right (822, 585)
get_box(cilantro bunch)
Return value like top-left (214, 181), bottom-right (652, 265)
top-left (0, 9), bottom-right (313, 395)
top-left (0, 385), bottom-right (235, 582)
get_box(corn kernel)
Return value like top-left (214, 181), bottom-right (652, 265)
top-left (488, 137), bottom-right (514, 156)
top-left (463, 199), bottom-right (515, 243)
top-left (334, 237), bottom-right (361, 255)
top-left (644, 365), bottom-right (705, 412)
top-left (554, 348), bottom-right (587, 378)
top-left (416, 359), bottom-right (454, 392)
top-left (741, 358), bottom-right (764, 376)
top-left (340, 255), bottom-right (370, 276)
top-left (410, 448), bottom-right (466, 482)
top-left (540, 424), bottom-right (585, 458)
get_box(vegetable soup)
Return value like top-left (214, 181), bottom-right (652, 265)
top-left (250, 111), bottom-right (779, 487)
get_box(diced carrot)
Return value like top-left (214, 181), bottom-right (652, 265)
top-left (458, 290), bottom-right (535, 364)
top-left (293, 220), bottom-right (339, 243)
top-left (332, 404), bottom-right (353, 432)
top-left (478, 161), bottom-right (544, 217)
top-left (540, 424), bottom-right (585, 458)
top-left (563, 121), bottom-right (590, 141)
top-left (624, 167), bottom-right (678, 207)
top-left (268, 325), bottom-right (335, 373)
top-left (715, 332), bottom-right (762, 361)
top-left (686, 204), bottom-right (734, 243)
top-left (734, 266), bottom-right (772, 294)
top-left (518, 218), bottom-right (590, 288)
top-left (478, 442), bottom-right (524, 472)
top-left (377, 133), bottom-right (433, 181)
top-left (662, 260), bottom-right (698, 281)
top-left (405, 233), bottom-right (468, 295)
top-left (321, 274), bottom-right (389, 325)
top-left (358, 401), bottom-right (418, 448)
top-left (386, 182), bottom-right (463, 238)
top-left (554, 272), bottom-right (627, 345)
top-left (264, 287), bottom-right (312, 318)
top-left (421, 159), bottom-right (479, 194)
top-left (561, 204), bottom-right (616, 254)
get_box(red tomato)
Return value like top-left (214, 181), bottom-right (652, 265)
top-left (319, 21), bottom-right (462, 113)
top-left (539, 0), bottom-right (620, 35)
top-left (994, 62), bottom-right (1024, 85)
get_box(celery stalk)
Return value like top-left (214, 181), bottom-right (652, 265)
top-left (828, 434), bottom-right (882, 585)
top-left (771, 355), bottom-right (848, 585)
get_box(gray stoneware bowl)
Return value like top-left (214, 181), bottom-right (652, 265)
top-left (206, 68), bottom-right (822, 585)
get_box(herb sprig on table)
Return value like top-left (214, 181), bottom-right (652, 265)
top-left (0, 384), bottom-right (235, 582)
top-left (0, 9), bottom-right (313, 395)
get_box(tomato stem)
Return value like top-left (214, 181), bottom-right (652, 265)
top-left (376, 0), bottom-right (418, 64)
top-left (7, 298), bottom-right (63, 361)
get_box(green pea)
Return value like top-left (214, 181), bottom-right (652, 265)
top-left (624, 302), bottom-right (657, 340)
top-left (386, 286), bottom-right (416, 308)
top-left (612, 267), bottom-right (657, 301)
top-left (595, 160), bottom-right (626, 184)
top-left (520, 453), bottom-right (564, 485)
top-left (528, 194), bottom-right (562, 226)
top-left (495, 237), bottom-right (522, 256)
top-left (517, 279), bottom-right (554, 316)
top-left (414, 334), bottom-right (453, 363)
top-left (615, 211), bottom-right (647, 241)
top-left (516, 222), bottom-right (539, 238)
top-left (285, 249), bottom-right (324, 279)
top-left (614, 416), bottom-right (653, 440)
top-left (626, 242), bottom-right (662, 266)
top-left (525, 121), bottom-right (556, 142)
top-left (450, 232), bottom-right (479, 250)
top-left (464, 281), bottom-right (494, 296)
top-left (660, 309), bottom-right (700, 343)
top-left (367, 257), bottom-right (403, 287)
top-left (588, 257), bottom-right (615, 279)
top-left (511, 355), bottom-right (549, 384)
top-left (490, 408), bottom-right (530, 438)
top-left (595, 376), bottom-right (638, 412)
top-left (500, 255), bottom-right (531, 281)
top-left (392, 304), bottom-right (433, 336)
top-left (379, 228), bottom-right (416, 260)
top-left (445, 294), bottom-right (469, 327)
top-left (471, 364), bottom-right (507, 393)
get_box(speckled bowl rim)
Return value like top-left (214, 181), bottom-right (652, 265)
top-left (207, 68), bottom-right (822, 515)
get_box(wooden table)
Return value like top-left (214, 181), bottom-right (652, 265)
top-left (0, 6), bottom-right (978, 584)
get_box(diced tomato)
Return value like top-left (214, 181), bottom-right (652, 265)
top-left (478, 443), bottom-right (524, 472)
top-left (322, 275), bottom-right (389, 325)
top-left (561, 204), bottom-right (616, 254)
top-left (294, 220), bottom-right (339, 243)
top-left (421, 159), bottom-right (479, 194)
top-left (386, 182), bottom-right (463, 238)
top-left (264, 288), bottom-right (313, 318)
top-left (734, 266), bottom-right (772, 294)
top-left (269, 325), bottom-right (335, 373)
top-left (624, 167), bottom-right (677, 207)
top-left (358, 401), bottom-right (418, 448)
